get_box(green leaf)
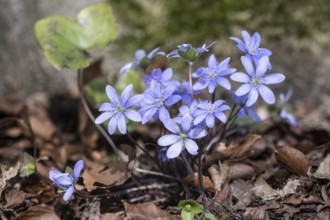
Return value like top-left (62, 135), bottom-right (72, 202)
top-left (19, 152), bottom-right (35, 177)
top-left (178, 200), bottom-right (204, 214)
top-left (65, 166), bottom-right (74, 177)
top-left (204, 212), bottom-right (217, 220)
top-left (181, 210), bottom-right (195, 220)
top-left (34, 3), bottom-right (117, 70)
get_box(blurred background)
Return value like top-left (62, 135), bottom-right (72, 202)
top-left (1, 0), bottom-right (330, 106)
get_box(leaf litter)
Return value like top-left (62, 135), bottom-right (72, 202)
top-left (0, 86), bottom-right (329, 219)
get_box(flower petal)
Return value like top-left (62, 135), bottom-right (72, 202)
top-left (164, 95), bottom-right (181, 106)
top-left (141, 107), bottom-right (158, 124)
top-left (158, 106), bottom-right (170, 122)
top-left (119, 63), bottom-right (134, 74)
top-left (208, 54), bottom-right (218, 69)
top-left (181, 114), bottom-right (192, 133)
top-left (163, 119), bottom-right (180, 134)
top-left (135, 49), bottom-right (146, 62)
top-left (124, 109), bottom-right (141, 122)
top-left (235, 84), bottom-right (252, 96)
top-left (166, 141), bottom-right (183, 158)
top-left (193, 113), bottom-right (207, 125)
top-left (162, 68), bottom-right (173, 81)
top-left (263, 73), bottom-right (285, 85)
top-left (230, 72), bottom-right (250, 83)
top-left (108, 116), bottom-right (118, 134)
top-left (106, 85), bottom-right (120, 105)
top-left (98, 103), bottom-right (115, 112)
top-left (214, 112), bottom-right (227, 123)
top-left (184, 139), bottom-right (199, 155)
top-left (246, 88), bottom-right (259, 106)
top-left (117, 114), bottom-right (127, 134)
top-left (259, 85), bottom-right (275, 104)
top-left (252, 32), bottom-right (261, 47)
top-left (187, 127), bottom-right (207, 139)
top-left (256, 56), bottom-right (269, 76)
top-left (73, 160), bottom-right (84, 180)
top-left (49, 170), bottom-right (62, 181)
top-left (193, 79), bottom-right (209, 91)
top-left (241, 30), bottom-right (251, 44)
top-left (95, 112), bottom-right (114, 124)
top-left (216, 77), bottom-right (231, 90)
top-left (121, 84), bottom-right (133, 104)
top-left (241, 56), bottom-right (254, 76)
top-left (205, 114), bottom-right (215, 128)
top-left (63, 185), bottom-right (74, 201)
top-left (158, 134), bottom-right (180, 146)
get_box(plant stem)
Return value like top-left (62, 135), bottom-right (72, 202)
top-left (22, 109), bottom-right (38, 166)
top-left (188, 62), bottom-right (194, 99)
top-left (77, 70), bottom-right (124, 161)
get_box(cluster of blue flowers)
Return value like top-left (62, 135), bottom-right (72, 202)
top-left (93, 30), bottom-right (290, 159)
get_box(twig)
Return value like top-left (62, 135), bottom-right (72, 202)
top-left (77, 70), bottom-right (124, 161)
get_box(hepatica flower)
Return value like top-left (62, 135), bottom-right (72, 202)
top-left (144, 67), bottom-right (178, 88)
top-left (192, 54), bottom-right (236, 93)
top-left (167, 42), bottom-right (215, 63)
top-left (230, 30), bottom-right (272, 68)
top-left (193, 100), bottom-right (230, 128)
top-left (279, 89), bottom-right (297, 126)
top-left (174, 81), bottom-right (200, 105)
top-left (230, 56), bottom-right (285, 107)
top-left (120, 48), bottom-right (165, 74)
top-left (49, 160), bottom-right (84, 201)
top-left (139, 81), bottom-right (181, 124)
top-left (233, 94), bottom-right (261, 121)
top-left (95, 84), bottom-right (142, 134)
top-left (158, 117), bottom-right (207, 158)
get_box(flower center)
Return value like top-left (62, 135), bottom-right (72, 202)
top-left (252, 77), bottom-right (262, 86)
top-left (156, 99), bottom-right (163, 106)
top-left (117, 105), bottom-right (123, 112)
top-left (180, 134), bottom-right (187, 140)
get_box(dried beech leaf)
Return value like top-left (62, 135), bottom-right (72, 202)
top-left (124, 202), bottom-right (178, 220)
top-left (253, 177), bottom-right (277, 200)
top-left (313, 154), bottom-right (330, 180)
top-left (184, 172), bottom-right (215, 193)
top-left (208, 162), bottom-right (229, 191)
top-left (204, 134), bottom-right (261, 167)
top-left (277, 179), bottom-right (300, 197)
top-left (83, 161), bottom-right (130, 192)
top-left (101, 213), bottom-right (123, 220)
top-left (275, 144), bottom-right (310, 175)
top-left (19, 205), bottom-right (60, 220)
top-left (4, 188), bottom-right (26, 209)
top-left (0, 162), bottom-right (21, 197)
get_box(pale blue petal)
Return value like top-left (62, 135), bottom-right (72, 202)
top-left (263, 73), bottom-right (285, 85)
top-left (106, 85), bottom-right (120, 105)
top-left (241, 56), bottom-right (254, 76)
top-left (184, 139), bottom-right (199, 155)
top-left (230, 36), bottom-right (244, 45)
top-left (193, 80), bottom-right (209, 91)
top-left (98, 103), bottom-right (115, 112)
top-left (162, 68), bottom-right (173, 81)
top-left (193, 113), bottom-right (207, 125)
top-left (259, 85), bottom-right (275, 104)
top-left (49, 170), bottom-right (62, 181)
top-left (205, 114), bottom-right (215, 128)
top-left (216, 77), bottom-right (231, 90)
top-left (73, 160), bottom-right (84, 180)
top-left (63, 186), bottom-right (74, 201)
top-left (135, 49), bottom-right (146, 62)
top-left (247, 108), bottom-right (261, 121)
top-left (54, 174), bottom-right (73, 188)
top-left (147, 47), bottom-right (160, 59)
top-left (164, 95), bottom-right (181, 106)
top-left (214, 112), bottom-right (227, 123)
top-left (166, 141), bottom-right (183, 158)
top-left (164, 119), bottom-right (180, 134)
top-left (236, 84), bottom-right (252, 96)
top-left (117, 114), bottom-right (127, 134)
top-left (119, 63), bottom-right (134, 74)
top-left (124, 109), bottom-right (141, 122)
top-left (95, 112), bottom-right (114, 124)
top-left (142, 107), bottom-right (158, 124)
top-left (208, 54), bottom-right (218, 69)
top-left (252, 32), bottom-right (261, 47)
top-left (108, 116), bottom-right (118, 134)
top-left (187, 127), bottom-right (207, 139)
top-left (246, 88), bottom-right (259, 106)
top-left (256, 56), bottom-right (269, 76)
top-left (125, 94), bottom-right (143, 107)
top-left (158, 107), bottom-right (170, 122)
top-left (181, 114), bottom-right (192, 133)
top-left (208, 81), bottom-right (216, 93)
top-left (230, 72), bottom-right (250, 83)
top-left (121, 84), bottom-right (133, 104)
top-left (158, 134), bottom-right (180, 146)
top-left (241, 30), bottom-right (251, 44)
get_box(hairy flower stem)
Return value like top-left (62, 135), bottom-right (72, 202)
top-left (188, 62), bottom-right (194, 99)
top-left (181, 153), bottom-right (193, 174)
top-left (22, 110), bottom-right (38, 167)
top-left (77, 70), bottom-right (124, 161)
top-left (197, 144), bottom-right (208, 210)
top-left (126, 132), bottom-right (164, 172)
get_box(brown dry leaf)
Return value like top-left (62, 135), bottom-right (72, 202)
top-left (213, 184), bottom-right (231, 203)
top-left (4, 188), bottom-right (26, 209)
top-left (0, 161), bottom-right (21, 197)
top-left (19, 205), bottom-right (60, 220)
top-left (313, 154), bottom-right (330, 180)
top-left (275, 144), bottom-right (310, 175)
top-left (28, 106), bottom-right (56, 141)
top-left (101, 213), bottom-right (123, 220)
top-left (0, 96), bottom-right (24, 115)
top-left (244, 201), bottom-right (279, 220)
top-left (228, 163), bottom-right (256, 180)
top-left (81, 200), bottom-right (101, 220)
top-left (124, 202), bottom-right (178, 220)
top-left (204, 134), bottom-right (261, 167)
top-left (184, 172), bottom-right (215, 193)
top-left (253, 177), bottom-right (278, 200)
top-left (83, 161), bottom-right (130, 192)
top-left (208, 162), bottom-right (229, 191)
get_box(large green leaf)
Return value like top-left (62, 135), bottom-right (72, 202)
top-left (35, 3), bottom-right (116, 70)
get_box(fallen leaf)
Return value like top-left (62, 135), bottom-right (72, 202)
top-left (101, 213), bottom-right (123, 220)
top-left (4, 188), bottom-right (26, 209)
top-left (83, 161), bottom-right (130, 192)
top-left (19, 205), bottom-right (60, 220)
top-left (124, 202), bottom-right (178, 220)
top-left (313, 154), bottom-right (330, 180)
top-left (253, 177), bottom-right (278, 201)
top-left (81, 200), bottom-right (101, 220)
top-left (204, 134), bottom-right (261, 167)
top-left (275, 144), bottom-right (310, 175)
top-left (0, 161), bottom-right (22, 197)
top-left (184, 172), bottom-right (215, 193)
top-left (208, 163), bottom-right (229, 191)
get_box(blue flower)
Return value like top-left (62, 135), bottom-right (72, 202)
top-left (230, 30), bottom-right (272, 68)
top-left (193, 100), bottom-right (231, 128)
top-left (279, 89), bottom-right (297, 126)
top-left (157, 117), bottom-right (207, 158)
top-left (174, 81), bottom-right (200, 105)
top-left (120, 48), bottom-right (165, 74)
top-left (95, 84), bottom-right (142, 134)
top-left (49, 160), bottom-right (84, 201)
top-left (167, 42), bottom-right (215, 63)
top-left (233, 94), bottom-right (261, 121)
top-left (230, 56), bottom-right (285, 107)
top-left (192, 54), bottom-right (236, 93)
top-left (144, 68), bottom-right (179, 88)
top-left (139, 81), bottom-right (181, 124)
